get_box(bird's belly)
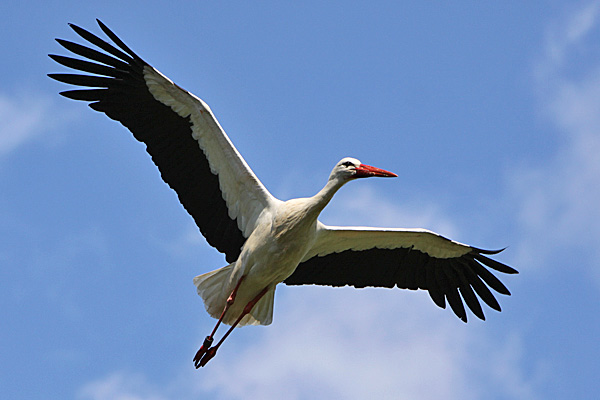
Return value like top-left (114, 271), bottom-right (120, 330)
top-left (235, 209), bottom-right (317, 290)
top-left (246, 243), bottom-right (306, 284)
top-left (240, 232), bottom-right (312, 287)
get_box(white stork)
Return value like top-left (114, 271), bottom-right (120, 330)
top-left (49, 20), bottom-right (518, 368)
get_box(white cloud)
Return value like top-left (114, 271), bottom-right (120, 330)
top-left (512, 1), bottom-right (600, 276)
top-left (77, 186), bottom-right (534, 400)
top-left (151, 223), bottom-right (207, 261)
top-left (537, 1), bottom-right (600, 78)
top-left (0, 90), bottom-right (74, 157)
top-left (77, 371), bottom-right (169, 400)
top-left (77, 287), bottom-right (538, 400)
top-left (197, 283), bottom-right (541, 400)
top-left (321, 184), bottom-right (460, 239)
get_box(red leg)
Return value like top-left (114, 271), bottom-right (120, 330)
top-left (196, 285), bottom-right (270, 368)
top-left (193, 275), bottom-right (245, 367)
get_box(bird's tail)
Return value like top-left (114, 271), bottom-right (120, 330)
top-left (193, 265), bottom-right (275, 327)
top-left (193, 264), bottom-right (234, 322)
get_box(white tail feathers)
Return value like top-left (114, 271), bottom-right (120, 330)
top-left (193, 264), bottom-right (233, 321)
top-left (242, 287), bottom-right (275, 326)
top-left (193, 264), bottom-right (275, 327)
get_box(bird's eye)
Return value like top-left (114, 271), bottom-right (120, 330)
top-left (342, 161), bottom-right (354, 167)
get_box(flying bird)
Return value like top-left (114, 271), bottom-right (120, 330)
top-left (49, 20), bottom-right (518, 368)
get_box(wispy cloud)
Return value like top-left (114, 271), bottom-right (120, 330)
top-left (77, 185), bottom-right (535, 400)
top-left (78, 371), bottom-right (169, 400)
top-left (537, 1), bottom-right (600, 78)
top-left (200, 288), bottom-right (537, 400)
top-left (321, 184), bottom-right (460, 238)
top-left (77, 287), bottom-right (538, 400)
top-left (0, 90), bottom-right (75, 157)
top-left (512, 1), bottom-right (600, 279)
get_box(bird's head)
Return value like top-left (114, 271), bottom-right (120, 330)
top-left (330, 157), bottom-right (398, 182)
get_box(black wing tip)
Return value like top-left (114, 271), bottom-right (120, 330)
top-left (469, 247), bottom-right (519, 275)
top-left (472, 246), bottom-right (506, 255)
top-left (57, 90), bottom-right (73, 99)
top-left (473, 252), bottom-right (519, 275)
top-left (57, 90), bottom-right (75, 100)
top-left (61, 19), bottom-right (143, 65)
top-left (54, 38), bottom-right (71, 47)
top-left (96, 18), bottom-right (108, 30)
top-left (95, 18), bottom-right (145, 63)
top-left (65, 19), bottom-right (109, 35)
top-left (57, 89), bottom-right (98, 101)
top-left (68, 22), bottom-right (87, 35)
top-left (47, 54), bottom-right (69, 65)
top-left (68, 20), bottom-right (104, 32)
top-left (464, 304), bottom-right (506, 323)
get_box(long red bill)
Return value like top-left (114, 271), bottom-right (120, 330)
top-left (354, 164), bottom-right (398, 178)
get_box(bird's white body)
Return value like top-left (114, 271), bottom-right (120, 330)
top-left (196, 207), bottom-right (316, 326)
top-left (194, 164), bottom-right (358, 326)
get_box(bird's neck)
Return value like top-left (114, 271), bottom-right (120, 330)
top-left (308, 176), bottom-right (347, 216)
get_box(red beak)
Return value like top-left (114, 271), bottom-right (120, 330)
top-left (354, 164), bottom-right (398, 178)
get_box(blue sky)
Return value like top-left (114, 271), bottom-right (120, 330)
top-left (2, 1), bottom-right (600, 399)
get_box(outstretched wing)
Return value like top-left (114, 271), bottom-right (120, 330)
top-left (285, 223), bottom-right (518, 322)
top-left (49, 20), bottom-right (279, 262)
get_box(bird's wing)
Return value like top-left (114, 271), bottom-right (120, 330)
top-left (48, 20), bottom-right (279, 262)
top-left (284, 223), bottom-right (518, 322)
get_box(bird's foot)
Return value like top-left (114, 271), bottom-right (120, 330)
top-left (193, 336), bottom-right (214, 368)
top-left (198, 347), bottom-right (217, 367)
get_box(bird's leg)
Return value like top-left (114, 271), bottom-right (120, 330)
top-left (196, 285), bottom-right (270, 368)
top-left (211, 275), bottom-right (246, 337)
top-left (193, 275), bottom-right (245, 368)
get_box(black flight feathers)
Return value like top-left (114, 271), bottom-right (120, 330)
top-left (48, 20), bottom-right (246, 262)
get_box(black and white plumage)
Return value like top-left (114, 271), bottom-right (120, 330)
top-left (49, 20), bottom-right (517, 367)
